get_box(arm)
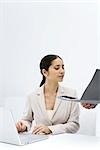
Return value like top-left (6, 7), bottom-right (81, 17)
top-left (18, 96), bottom-right (34, 131)
top-left (48, 102), bottom-right (80, 135)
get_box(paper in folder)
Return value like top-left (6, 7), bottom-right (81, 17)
top-left (59, 69), bottom-right (100, 104)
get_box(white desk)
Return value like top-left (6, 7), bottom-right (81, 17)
top-left (0, 133), bottom-right (100, 150)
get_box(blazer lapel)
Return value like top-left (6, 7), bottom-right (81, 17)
top-left (36, 86), bottom-right (52, 124)
top-left (51, 85), bottom-right (65, 119)
top-left (36, 85), bottom-right (65, 122)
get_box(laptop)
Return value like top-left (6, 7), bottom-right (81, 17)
top-left (0, 107), bottom-right (49, 145)
top-left (59, 69), bottom-right (100, 104)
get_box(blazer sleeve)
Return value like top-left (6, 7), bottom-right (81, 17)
top-left (20, 96), bottom-right (34, 131)
top-left (48, 102), bottom-right (80, 134)
top-left (48, 89), bottom-right (80, 135)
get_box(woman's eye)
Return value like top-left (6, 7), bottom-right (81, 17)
top-left (54, 67), bottom-right (59, 70)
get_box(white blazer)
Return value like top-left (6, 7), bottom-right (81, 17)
top-left (21, 85), bottom-right (80, 134)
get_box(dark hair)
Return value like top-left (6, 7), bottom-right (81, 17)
top-left (39, 54), bottom-right (62, 87)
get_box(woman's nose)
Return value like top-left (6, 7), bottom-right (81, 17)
top-left (60, 68), bottom-right (65, 74)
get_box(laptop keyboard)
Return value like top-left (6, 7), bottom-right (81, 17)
top-left (19, 132), bottom-right (48, 144)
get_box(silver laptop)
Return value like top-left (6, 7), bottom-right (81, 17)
top-left (59, 69), bottom-right (100, 104)
top-left (0, 107), bottom-right (49, 145)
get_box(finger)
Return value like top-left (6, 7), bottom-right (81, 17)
top-left (18, 122), bottom-right (25, 131)
top-left (33, 125), bottom-right (43, 131)
top-left (37, 131), bottom-right (45, 135)
top-left (32, 128), bottom-right (42, 134)
top-left (90, 105), bottom-right (96, 109)
top-left (16, 124), bottom-right (20, 130)
top-left (84, 103), bottom-right (90, 107)
top-left (81, 103), bottom-right (87, 107)
top-left (16, 123), bottom-right (22, 131)
top-left (32, 127), bottom-right (43, 134)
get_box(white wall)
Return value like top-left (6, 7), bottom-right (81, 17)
top-left (0, 0), bottom-right (99, 136)
top-left (96, 104), bottom-right (100, 137)
top-left (97, 0), bottom-right (100, 68)
top-left (0, 2), bottom-right (5, 106)
top-left (0, 1), bottom-right (98, 99)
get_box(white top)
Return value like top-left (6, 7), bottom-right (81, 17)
top-left (47, 110), bottom-right (54, 120)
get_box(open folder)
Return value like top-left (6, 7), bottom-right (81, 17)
top-left (59, 69), bottom-right (100, 104)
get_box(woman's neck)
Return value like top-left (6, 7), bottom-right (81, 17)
top-left (44, 82), bottom-right (59, 95)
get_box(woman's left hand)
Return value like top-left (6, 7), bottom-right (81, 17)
top-left (32, 124), bottom-right (52, 134)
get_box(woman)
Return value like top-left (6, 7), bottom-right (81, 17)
top-left (16, 54), bottom-right (80, 135)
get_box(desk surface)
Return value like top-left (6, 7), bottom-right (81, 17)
top-left (0, 133), bottom-right (100, 150)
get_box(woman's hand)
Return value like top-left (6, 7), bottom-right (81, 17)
top-left (32, 124), bottom-right (52, 135)
top-left (16, 121), bottom-right (27, 132)
top-left (81, 103), bottom-right (97, 109)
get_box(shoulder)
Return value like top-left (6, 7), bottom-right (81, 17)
top-left (27, 86), bottom-right (43, 99)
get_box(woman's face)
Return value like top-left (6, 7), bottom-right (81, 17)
top-left (45, 57), bottom-right (65, 83)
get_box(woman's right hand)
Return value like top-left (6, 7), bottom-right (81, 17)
top-left (16, 121), bottom-right (27, 132)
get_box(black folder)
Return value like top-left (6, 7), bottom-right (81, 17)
top-left (60, 69), bottom-right (100, 104)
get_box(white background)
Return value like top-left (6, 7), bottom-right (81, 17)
top-left (0, 0), bottom-right (100, 143)
top-left (0, 0), bottom-right (99, 100)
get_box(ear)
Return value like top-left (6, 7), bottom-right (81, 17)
top-left (42, 69), bottom-right (48, 77)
